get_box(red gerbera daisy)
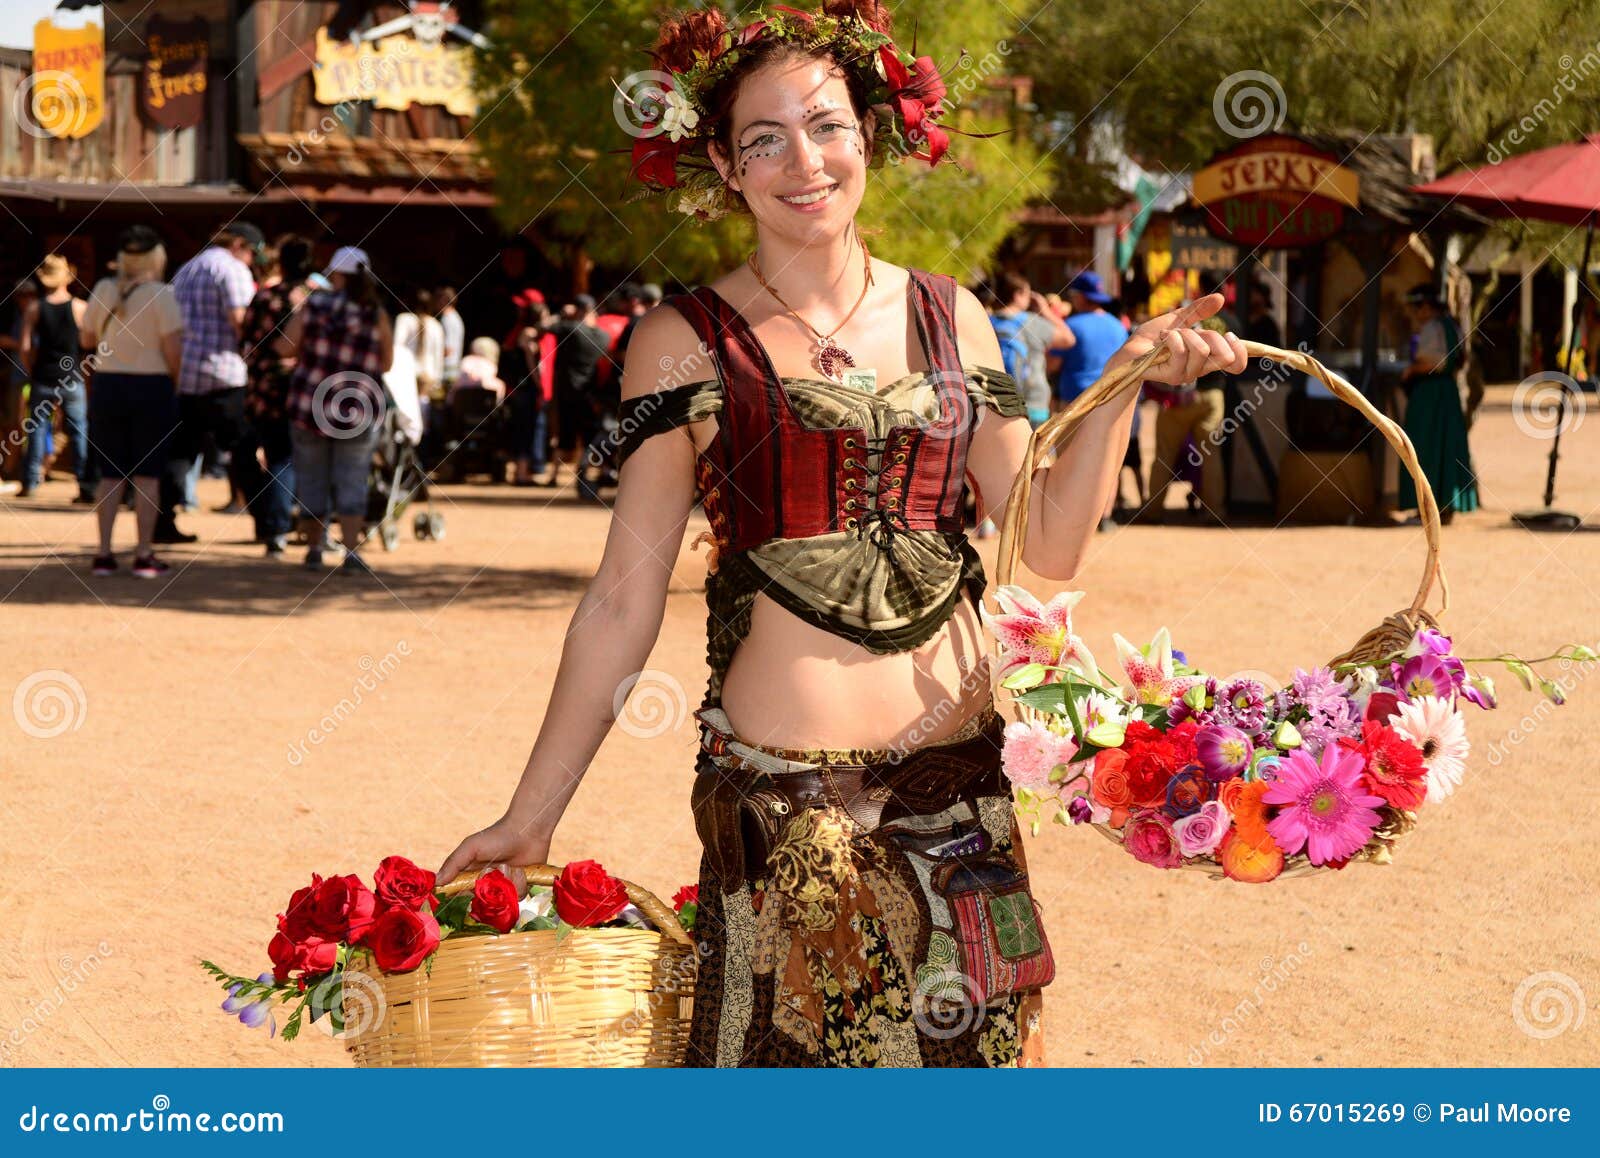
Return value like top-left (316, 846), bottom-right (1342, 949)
top-left (1338, 719), bottom-right (1428, 809)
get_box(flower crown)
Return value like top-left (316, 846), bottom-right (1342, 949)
top-left (616, 4), bottom-right (957, 220)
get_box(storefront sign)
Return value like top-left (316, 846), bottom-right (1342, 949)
top-left (1171, 216), bottom-right (1240, 271)
top-left (29, 18), bottom-right (105, 139)
top-left (142, 16), bottom-right (208, 129)
top-left (1192, 135), bottom-right (1360, 248)
top-left (312, 26), bottom-right (477, 116)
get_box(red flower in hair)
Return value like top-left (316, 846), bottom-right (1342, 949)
top-left (632, 132), bottom-right (681, 188)
top-left (878, 47), bottom-right (949, 165)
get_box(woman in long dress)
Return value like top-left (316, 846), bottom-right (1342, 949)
top-left (439, 0), bottom-right (1246, 1067)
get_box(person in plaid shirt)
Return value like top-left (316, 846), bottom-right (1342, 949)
top-left (282, 246), bottom-right (393, 576)
top-left (156, 221), bottom-right (264, 543)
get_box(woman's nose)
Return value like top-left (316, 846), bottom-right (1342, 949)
top-left (785, 131), bottom-right (825, 179)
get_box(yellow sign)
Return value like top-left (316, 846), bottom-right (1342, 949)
top-left (29, 18), bottom-right (105, 139)
top-left (1192, 150), bottom-right (1360, 209)
top-left (312, 27), bottom-right (477, 117)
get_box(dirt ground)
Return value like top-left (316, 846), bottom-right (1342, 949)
top-left (2, 384), bottom-right (1596, 1068)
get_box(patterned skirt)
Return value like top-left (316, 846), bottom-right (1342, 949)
top-left (685, 703), bottom-right (1052, 1068)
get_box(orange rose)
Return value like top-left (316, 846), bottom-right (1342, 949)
top-left (1219, 830), bottom-right (1285, 884)
top-left (1091, 748), bottom-right (1133, 827)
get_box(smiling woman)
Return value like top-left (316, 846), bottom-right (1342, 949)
top-left (439, 0), bottom-right (1249, 1069)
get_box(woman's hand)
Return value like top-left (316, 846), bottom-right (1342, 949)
top-left (437, 815), bottom-right (553, 889)
top-left (1109, 292), bottom-right (1248, 387)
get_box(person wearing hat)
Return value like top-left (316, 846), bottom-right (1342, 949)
top-left (281, 245), bottom-right (393, 575)
top-left (17, 255), bottom-right (93, 501)
top-left (1398, 283), bottom-right (1477, 525)
top-left (78, 224), bottom-right (186, 578)
top-left (158, 219), bottom-right (265, 543)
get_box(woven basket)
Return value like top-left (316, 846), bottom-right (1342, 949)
top-left (993, 339), bottom-right (1451, 878)
top-left (342, 863), bottom-right (696, 1066)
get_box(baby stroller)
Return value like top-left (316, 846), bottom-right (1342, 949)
top-left (432, 385), bottom-right (510, 483)
top-left (367, 362), bottom-right (445, 551)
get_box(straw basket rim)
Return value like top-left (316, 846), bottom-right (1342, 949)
top-left (991, 339), bottom-right (1447, 879)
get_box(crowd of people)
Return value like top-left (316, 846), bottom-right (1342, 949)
top-left (0, 223), bottom-right (662, 578)
top-left (2, 228), bottom-right (1480, 575)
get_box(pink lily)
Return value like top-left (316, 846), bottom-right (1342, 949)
top-left (1113, 628), bottom-right (1202, 706)
top-left (984, 585), bottom-right (1099, 683)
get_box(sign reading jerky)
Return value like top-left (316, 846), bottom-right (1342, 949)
top-left (1192, 135), bottom-right (1361, 249)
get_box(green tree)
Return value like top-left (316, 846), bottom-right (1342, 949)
top-left (470, 0), bottom-right (1049, 287)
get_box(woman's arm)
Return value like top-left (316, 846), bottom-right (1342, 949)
top-left (965, 290), bottom-right (1246, 580)
top-left (437, 307), bottom-right (702, 881)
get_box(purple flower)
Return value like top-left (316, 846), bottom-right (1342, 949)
top-left (1215, 677), bottom-right (1270, 735)
top-left (1407, 628), bottom-right (1454, 657)
top-left (1391, 654), bottom-right (1462, 702)
top-left (1196, 724), bottom-right (1253, 780)
top-left (1297, 696), bottom-right (1360, 757)
top-left (1067, 795), bottom-right (1094, 824)
top-left (1291, 666), bottom-right (1346, 716)
top-left (1172, 648), bottom-right (1189, 666)
top-left (220, 973), bottom-right (277, 1037)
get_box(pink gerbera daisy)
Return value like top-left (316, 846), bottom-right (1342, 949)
top-left (1262, 744), bottom-right (1386, 866)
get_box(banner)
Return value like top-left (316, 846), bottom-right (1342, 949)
top-left (141, 16), bottom-right (208, 129)
top-left (28, 17), bottom-right (105, 139)
top-left (312, 27), bottom-right (477, 116)
top-left (1192, 134), bottom-right (1361, 249)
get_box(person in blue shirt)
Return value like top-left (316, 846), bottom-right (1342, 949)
top-left (1051, 272), bottom-right (1130, 406)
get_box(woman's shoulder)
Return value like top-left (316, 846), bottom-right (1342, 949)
top-left (618, 300), bottom-right (719, 401)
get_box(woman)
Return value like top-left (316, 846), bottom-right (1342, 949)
top-left (18, 255), bottom-right (92, 502)
top-left (439, 0), bottom-right (1245, 1068)
top-left (282, 245), bottom-right (393, 576)
top-left (1397, 284), bottom-right (1478, 525)
top-left (242, 235), bottom-right (316, 556)
top-left (504, 289), bottom-right (554, 486)
top-left (78, 225), bottom-right (185, 578)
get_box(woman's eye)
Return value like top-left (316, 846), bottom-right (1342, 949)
top-left (816, 122), bottom-right (848, 136)
top-left (745, 133), bottom-right (781, 149)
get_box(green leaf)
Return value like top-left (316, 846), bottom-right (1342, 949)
top-left (433, 893), bottom-right (472, 931)
top-left (1085, 720), bottom-right (1126, 747)
top-left (1001, 662), bottom-right (1048, 690)
top-left (1182, 683), bottom-right (1207, 710)
top-left (677, 902), bottom-right (698, 933)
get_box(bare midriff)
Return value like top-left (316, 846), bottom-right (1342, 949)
top-left (718, 590), bottom-right (997, 751)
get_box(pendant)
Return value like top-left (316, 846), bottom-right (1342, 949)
top-left (815, 337), bottom-right (857, 384)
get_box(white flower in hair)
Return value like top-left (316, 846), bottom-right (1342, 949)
top-left (659, 86), bottom-right (700, 142)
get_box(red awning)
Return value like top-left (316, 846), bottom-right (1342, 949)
top-left (1413, 133), bottom-right (1600, 226)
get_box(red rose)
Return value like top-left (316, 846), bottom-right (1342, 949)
top-left (1123, 809), bottom-right (1183, 869)
top-left (267, 930), bottom-right (338, 984)
top-left (672, 884), bottom-right (699, 912)
top-left (470, 869), bottom-right (522, 934)
top-left (373, 856), bottom-right (438, 913)
top-left (308, 874), bottom-right (377, 944)
top-left (365, 905), bottom-right (441, 973)
top-left (552, 860), bottom-right (629, 927)
top-left (278, 875), bottom-right (322, 942)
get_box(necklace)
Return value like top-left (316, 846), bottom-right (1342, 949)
top-left (746, 231), bottom-right (874, 384)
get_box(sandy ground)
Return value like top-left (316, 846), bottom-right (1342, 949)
top-left (1, 384), bottom-right (1596, 1068)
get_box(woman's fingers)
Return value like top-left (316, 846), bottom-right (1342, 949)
top-left (437, 835), bottom-right (485, 883)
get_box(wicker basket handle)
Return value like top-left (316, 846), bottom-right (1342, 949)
top-left (441, 862), bottom-right (696, 948)
top-left (994, 339), bottom-right (1449, 668)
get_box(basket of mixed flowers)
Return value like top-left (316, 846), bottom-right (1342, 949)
top-left (986, 339), bottom-right (1591, 882)
top-left (202, 857), bottom-right (698, 1066)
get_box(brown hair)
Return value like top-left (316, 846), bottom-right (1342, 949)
top-left (651, 1), bottom-right (894, 214)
